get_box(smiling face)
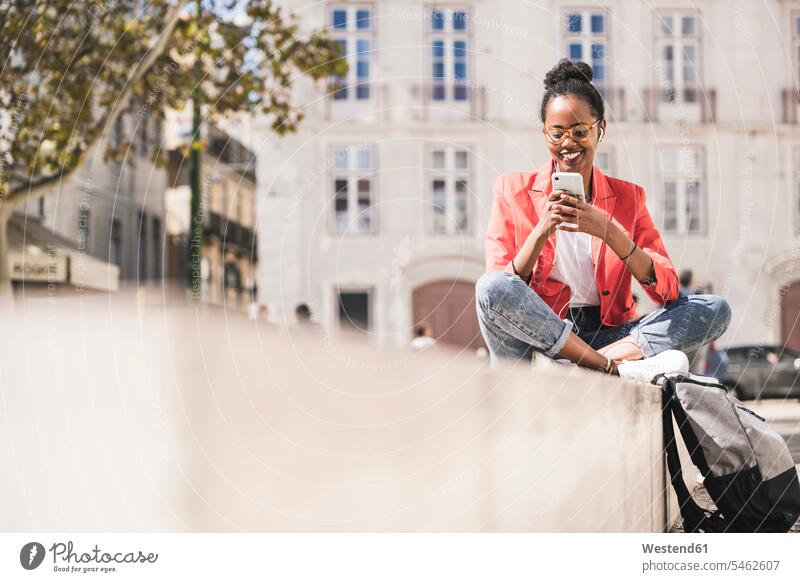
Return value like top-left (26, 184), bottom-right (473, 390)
top-left (543, 94), bottom-right (605, 175)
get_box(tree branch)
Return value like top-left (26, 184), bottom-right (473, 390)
top-left (8, 1), bottom-right (187, 207)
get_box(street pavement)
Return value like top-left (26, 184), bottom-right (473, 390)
top-left (749, 399), bottom-right (800, 464)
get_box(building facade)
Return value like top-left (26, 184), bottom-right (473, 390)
top-left (12, 110), bottom-right (167, 291)
top-left (256, 0), bottom-right (800, 350)
top-left (165, 122), bottom-right (258, 310)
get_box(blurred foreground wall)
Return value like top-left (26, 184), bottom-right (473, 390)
top-left (0, 291), bottom-right (670, 532)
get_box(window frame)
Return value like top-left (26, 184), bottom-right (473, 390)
top-left (426, 4), bottom-right (472, 102)
top-left (562, 7), bottom-right (611, 96)
top-left (654, 10), bottom-right (702, 105)
top-left (335, 286), bottom-right (374, 333)
top-left (425, 143), bottom-right (473, 235)
top-left (109, 218), bottom-right (122, 269)
top-left (328, 3), bottom-right (375, 102)
top-left (594, 146), bottom-right (616, 177)
top-left (328, 143), bottom-right (378, 235)
top-left (657, 145), bottom-right (707, 235)
top-left (792, 11), bottom-right (800, 92)
top-left (152, 215), bottom-right (162, 281)
top-left (78, 206), bottom-right (91, 252)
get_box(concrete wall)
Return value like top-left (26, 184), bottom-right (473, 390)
top-left (0, 293), bottom-right (671, 532)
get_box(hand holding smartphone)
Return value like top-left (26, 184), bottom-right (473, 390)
top-left (551, 172), bottom-right (585, 228)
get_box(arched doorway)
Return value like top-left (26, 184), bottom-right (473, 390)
top-left (412, 280), bottom-right (485, 350)
top-left (780, 281), bottom-right (800, 351)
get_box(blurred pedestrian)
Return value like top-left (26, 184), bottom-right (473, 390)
top-left (258, 304), bottom-right (274, 324)
top-left (679, 270), bottom-right (696, 298)
top-left (410, 322), bottom-right (437, 351)
top-left (295, 303), bottom-right (313, 327)
top-left (247, 302), bottom-right (259, 320)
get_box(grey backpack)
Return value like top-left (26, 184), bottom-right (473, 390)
top-left (658, 373), bottom-right (800, 532)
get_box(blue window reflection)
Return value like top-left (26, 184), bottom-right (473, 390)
top-left (332, 9), bottom-right (346, 29)
top-left (432, 10), bottom-right (444, 30)
top-left (356, 9), bottom-right (370, 29)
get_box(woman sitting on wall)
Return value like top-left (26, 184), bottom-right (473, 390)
top-left (475, 59), bottom-right (731, 382)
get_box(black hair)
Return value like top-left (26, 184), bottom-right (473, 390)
top-left (415, 322), bottom-right (431, 337)
top-left (540, 59), bottom-right (605, 123)
top-left (295, 303), bottom-right (312, 320)
top-left (679, 269), bottom-right (694, 288)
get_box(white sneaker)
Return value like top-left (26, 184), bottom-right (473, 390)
top-left (617, 350), bottom-right (690, 384)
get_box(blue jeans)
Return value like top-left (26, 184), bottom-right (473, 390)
top-left (475, 271), bottom-right (731, 366)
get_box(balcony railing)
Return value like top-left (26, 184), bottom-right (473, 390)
top-left (223, 222), bottom-right (241, 250)
top-left (203, 211), bottom-right (222, 239)
top-left (206, 125), bottom-right (257, 182)
top-left (322, 81), bottom-right (391, 123)
top-left (702, 88), bottom-right (717, 123)
top-left (642, 86), bottom-right (716, 124)
top-left (412, 82), bottom-right (487, 122)
top-left (204, 213), bottom-right (256, 258)
top-left (322, 81), bottom-right (489, 124)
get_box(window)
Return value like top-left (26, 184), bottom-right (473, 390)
top-left (110, 219), bottom-right (122, 268)
top-left (139, 116), bottom-right (149, 156)
top-left (112, 117), bottom-right (124, 147)
top-left (595, 148), bottom-right (615, 176)
top-left (429, 6), bottom-right (470, 101)
top-left (658, 147), bottom-right (705, 234)
top-left (329, 5), bottom-right (373, 101)
top-left (138, 210), bottom-right (147, 281)
top-left (330, 145), bottom-right (375, 234)
top-left (793, 13), bottom-right (800, 91)
top-left (337, 290), bottom-right (371, 332)
top-left (564, 9), bottom-right (609, 95)
top-left (427, 146), bottom-right (471, 234)
top-left (152, 216), bottom-right (162, 280)
top-left (656, 11), bottom-right (701, 104)
top-left (78, 207), bottom-right (91, 251)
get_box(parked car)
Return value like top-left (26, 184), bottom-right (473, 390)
top-left (715, 345), bottom-right (800, 400)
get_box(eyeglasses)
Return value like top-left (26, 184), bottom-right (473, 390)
top-left (542, 119), bottom-right (602, 144)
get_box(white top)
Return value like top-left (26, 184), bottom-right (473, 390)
top-left (410, 336), bottom-right (437, 351)
top-left (549, 229), bottom-right (600, 307)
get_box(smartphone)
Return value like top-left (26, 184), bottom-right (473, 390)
top-left (551, 172), bottom-right (585, 202)
top-left (551, 172), bottom-right (585, 229)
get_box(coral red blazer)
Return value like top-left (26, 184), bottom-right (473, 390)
top-left (484, 160), bottom-right (679, 327)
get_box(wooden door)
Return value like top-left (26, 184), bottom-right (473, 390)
top-left (780, 281), bottom-right (800, 351)
top-left (412, 280), bottom-right (486, 350)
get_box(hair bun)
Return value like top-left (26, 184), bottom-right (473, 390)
top-left (544, 58), bottom-right (593, 89)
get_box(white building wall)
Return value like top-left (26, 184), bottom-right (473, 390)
top-left (257, 0), bottom-right (800, 348)
top-left (25, 112), bottom-right (168, 282)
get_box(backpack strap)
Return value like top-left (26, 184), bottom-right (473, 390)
top-left (670, 393), bottom-right (713, 478)
top-left (661, 376), bottom-right (722, 532)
